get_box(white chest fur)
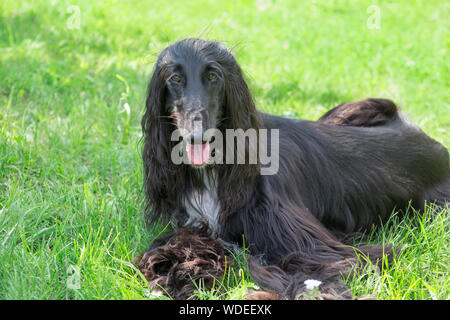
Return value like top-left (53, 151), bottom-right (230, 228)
top-left (184, 172), bottom-right (221, 235)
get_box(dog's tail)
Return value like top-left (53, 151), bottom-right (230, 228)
top-left (246, 244), bottom-right (398, 300)
top-left (319, 98), bottom-right (398, 127)
top-left (246, 256), bottom-right (354, 300)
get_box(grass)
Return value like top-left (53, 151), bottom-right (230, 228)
top-left (0, 0), bottom-right (448, 300)
top-left (347, 205), bottom-right (449, 299)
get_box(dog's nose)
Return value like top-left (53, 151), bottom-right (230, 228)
top-left (188, 132), bottom-right (207, 144)
top-left (189, 114), bottom-right (206, 144)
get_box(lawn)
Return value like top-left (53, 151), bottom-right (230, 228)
top-left (0, 0), bottom-right (448, 300)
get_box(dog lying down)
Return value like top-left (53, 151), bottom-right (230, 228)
top-left (136, 225), bottom-right (376, 300)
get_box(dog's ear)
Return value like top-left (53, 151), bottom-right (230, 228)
top-left (217, 56), bottom-right (263, 222)
top-left (223, 61), bottom-right (262, 131)
top-left (142, 63), bottom-right (167, 152)
top-left (141, 63), bottom-right (180, 223)
top-left (142, 63), bottom-right (170, 173)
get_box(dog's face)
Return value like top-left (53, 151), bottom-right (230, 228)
top-left (159, 45), bottom-right (226, 166)
top-left (164, 59), bottom-right (225, 138)
top-left (145, 39), bottom-right (260, 169)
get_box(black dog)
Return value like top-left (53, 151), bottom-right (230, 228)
top-left (141, 38), bottom-right (449, 298)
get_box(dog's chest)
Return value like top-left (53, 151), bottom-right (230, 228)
top-left (183, 173), bottom-right (221, 234)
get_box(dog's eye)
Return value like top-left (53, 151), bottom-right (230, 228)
top-left (170, 75), bottom-right (182, 83)
top-left (207, 73), bottom-right (217, 81)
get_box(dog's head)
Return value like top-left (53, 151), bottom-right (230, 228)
top-left (143, 38), bottom-right (260, 167)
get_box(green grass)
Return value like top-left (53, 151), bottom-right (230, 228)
top-left (0, 0), bottom-right (448, 300)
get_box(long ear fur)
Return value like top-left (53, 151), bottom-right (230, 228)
top-left (142, 62), bottom-right (184, 224)
top-left (222, 59), bottom-right (262, 131)
top-left (216, 54), bottom-right (264, 223)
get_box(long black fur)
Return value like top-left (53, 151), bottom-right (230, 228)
top-left (141, 38), bottom-right (449, 298)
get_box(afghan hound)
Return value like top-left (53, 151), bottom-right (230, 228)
top-left (140, 38), bottom-right (449, 299)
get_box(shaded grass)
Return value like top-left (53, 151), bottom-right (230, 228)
top-left (346, 205), bottom-right (449, 299)
top-left (0, 0), bottom-right (448, 299)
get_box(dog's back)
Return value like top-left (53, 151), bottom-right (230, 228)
top-left (319, 98), bottom-right (449, 210)
top-left (260, 99), bottom-right (449, 231)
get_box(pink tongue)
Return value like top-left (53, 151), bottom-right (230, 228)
top-left (186, 142), bottom-right (210, 166)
